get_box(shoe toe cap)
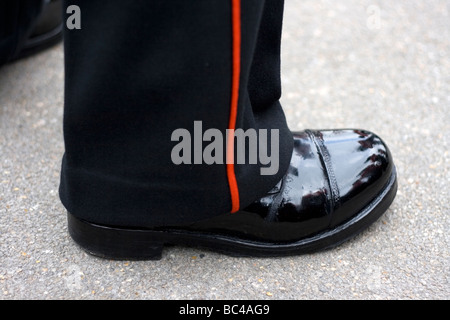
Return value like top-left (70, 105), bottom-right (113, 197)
top-left (318, 129), bottom-right (394, 227)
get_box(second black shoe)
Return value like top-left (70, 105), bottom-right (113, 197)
top-left (67, 129), bottom-right (397, 260)
top-left (9, 0), bottom-right (63, 62)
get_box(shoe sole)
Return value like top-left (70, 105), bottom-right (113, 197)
top-left (11, 24), bottom-right (63, 62)
top-left (67, 167), bottom-right (398, 260)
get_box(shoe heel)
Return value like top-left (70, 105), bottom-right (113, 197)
top-left (67, 212), bottom-right (164, 260)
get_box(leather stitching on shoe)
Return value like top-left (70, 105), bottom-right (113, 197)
top-left (305, 130), bottom-right (341, 214)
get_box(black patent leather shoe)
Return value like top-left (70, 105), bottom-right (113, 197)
top-left (67, 129), bottom-right (397, 260)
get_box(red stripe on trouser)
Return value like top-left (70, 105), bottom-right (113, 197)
top-left (227, 0), bottom-right (241, 213)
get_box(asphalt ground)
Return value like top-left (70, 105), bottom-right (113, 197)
top-left (0, 0), bottom-right (448, 299)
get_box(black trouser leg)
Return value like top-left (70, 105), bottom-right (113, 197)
top-left (59, 0), bottom-right (293, 227)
